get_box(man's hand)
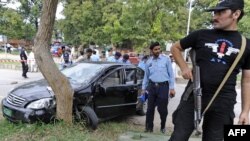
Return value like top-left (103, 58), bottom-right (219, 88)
top-left (141, 89), bottom-right (146, 95)
top-left (169, 89), bottom-right (175, 98)
top-left (238, 112), bottom-right (249, 125)
top-left (181, 67), bottom-right (193, 81)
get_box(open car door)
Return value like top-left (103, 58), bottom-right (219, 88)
top-left (94, 66), bottom-right (138, 119)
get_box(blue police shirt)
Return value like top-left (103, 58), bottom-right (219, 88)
top-left (122, 59), bottom-right (131, 64)
top-left (138, 60), bottom-right (147, 71)
top-left (142, 54), bottom-right (175, 90)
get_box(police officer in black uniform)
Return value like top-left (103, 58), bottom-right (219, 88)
top-left (20, 47), bottom-right (28, 78)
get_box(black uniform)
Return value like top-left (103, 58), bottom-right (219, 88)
top-left (20, 49), bottom-right (28, 78)
top-left (169, 29), bottom-right (250, 141)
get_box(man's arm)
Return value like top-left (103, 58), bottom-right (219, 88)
top-left (239, 69), bottom-right (250, 125)
top-left (170, 42), bottom-right (193, 80)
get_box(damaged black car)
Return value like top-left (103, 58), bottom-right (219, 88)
top-left (1, 62), bottom-right (146, 129)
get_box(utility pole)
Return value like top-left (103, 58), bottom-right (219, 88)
top-left (184, 0), bottom-right (194, 62)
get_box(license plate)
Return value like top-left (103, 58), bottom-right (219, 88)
top-left (3, 107), bottom-right (12, 117)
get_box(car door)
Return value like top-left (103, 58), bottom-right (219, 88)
top-left (135, 67), bottom-right (144, 93)
top-left (124, 67), bottom-right (140, 104)
top-left (94, 67), bottom-right (128, 118)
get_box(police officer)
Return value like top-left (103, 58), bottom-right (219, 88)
top-left (122, 54), bottom-right (131, 64)
top-left (60, 46), bottom-right (72, 68)
top-left (142, 42), bottom-right (175, 133)
top-left (61, 46), bottom-right (70, 63)
top-left (20, 47), bottom-right (28, 78)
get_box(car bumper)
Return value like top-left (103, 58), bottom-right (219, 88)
top-left (1, 98), bottom-right (55, 123)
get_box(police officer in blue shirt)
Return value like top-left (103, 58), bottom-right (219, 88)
top-left (138, 55), bottom-right (149, 71)
top-left (142, 42), bottom-right (175, 133)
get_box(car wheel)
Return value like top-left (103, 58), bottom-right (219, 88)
top-left (136, 99), bottom-right (147, 116)
top-left (79, 106), bottom-right (99, 130)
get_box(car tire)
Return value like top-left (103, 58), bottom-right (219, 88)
top-left (79, 106), bottom-right (99, 130)
top-left (136, 99), bottom-right (147, 116)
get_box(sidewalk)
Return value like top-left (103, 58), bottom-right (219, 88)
top-left (118, 131), bottom-right (201, 141)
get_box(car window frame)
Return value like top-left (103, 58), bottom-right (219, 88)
top-left (100, 66), bottom-right (125, 86)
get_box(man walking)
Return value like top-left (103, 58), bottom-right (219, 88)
top-left (169, 0), bottom-right (250, 141)
top-left (142, 42), bottom-right (175, 133)
top-left (20, 47), bottom-right (28, 78)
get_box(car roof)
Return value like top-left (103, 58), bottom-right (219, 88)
top-left (76, 61), bottom-right (136, 68)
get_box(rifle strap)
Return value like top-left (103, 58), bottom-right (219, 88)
top-left (202, 35), bottom-right (247, 116)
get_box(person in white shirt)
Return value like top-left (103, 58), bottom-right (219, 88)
top-left (28, 48), bottom-right (38, 72)
top-left (91, 50), bottom-right (100, 61)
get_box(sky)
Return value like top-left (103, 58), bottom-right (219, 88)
top-left (4, 1), bottom-right (65, 20)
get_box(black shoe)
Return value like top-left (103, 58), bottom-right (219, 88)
top-left (160, 128), bottom-right (166, 134)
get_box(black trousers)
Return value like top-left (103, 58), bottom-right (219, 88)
top-left (21, 62), bottom-right (29, 77)
top-left (169, 91), bottom-right (236, 141)
top-left (145, 82), bottom-right (169, 130)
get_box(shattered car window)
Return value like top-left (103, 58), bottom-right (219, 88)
top-left (62, 63), bottom-right (105, 84)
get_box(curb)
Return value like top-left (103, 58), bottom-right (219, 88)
top-left (0, 64), bottom-right (22, 70)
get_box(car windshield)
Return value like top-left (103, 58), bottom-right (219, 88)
top-left (61, 63), bottom-right (105, 85)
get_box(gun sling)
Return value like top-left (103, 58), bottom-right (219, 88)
top-left (202, 35), bottom-right (247, 116)
top-left (182, 35), bottom-right (246, 104)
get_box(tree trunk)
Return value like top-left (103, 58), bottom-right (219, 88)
top-left (33, 0), bottom-right (74, 124)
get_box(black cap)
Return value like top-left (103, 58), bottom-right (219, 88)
top-left (206, 0), bottom-right (244, 12)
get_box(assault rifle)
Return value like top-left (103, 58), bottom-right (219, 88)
top-left (190, 49), bottom-right (202, 135)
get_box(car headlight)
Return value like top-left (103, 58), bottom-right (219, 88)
top-left (27, 98), bottom-right (55, 109)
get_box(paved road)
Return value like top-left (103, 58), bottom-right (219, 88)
top-left (0, 69), bottom-right (243, 133)
top-left (0, 69), bottom-right (43, 120)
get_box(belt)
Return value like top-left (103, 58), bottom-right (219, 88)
top-left (149, 80), bottom-right (168, 86)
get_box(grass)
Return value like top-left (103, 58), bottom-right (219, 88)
top-left (0, 116), bottom-right (144, 141)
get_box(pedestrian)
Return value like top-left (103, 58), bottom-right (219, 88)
top-left (106, 48), bottom-right (115, 62)
top-left (138, 55), bottom-right (149, 71)
top-left (20, 47), bottom-right (29, 78)
top-left (122, 54), bottom-right (131, 64)
top-left (28, 47), bottom-right (38, 72)
top-left (113, 52), bottom-right (122, 63)
top-left (91, 50), bottom-right (100, 61)
top-left (6, 43), bottom-right (11, 54)
top-left (75, 51), bottom-right (84, 63)
top-left (169, 0), bottom-right (250, 141)
top-left (142, 42), bottom-right (175, 133)
top-left (84, 48), bottom-right (93, 61)
top-left (60, 46), bottom-right (72, 68)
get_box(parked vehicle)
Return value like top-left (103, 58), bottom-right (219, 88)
top-left (1, 62), bottom-right (146, 129)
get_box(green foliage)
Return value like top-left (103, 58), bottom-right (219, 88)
top-left (60, 0), bottom-right (191, 51)
top-left (0, 1), bottom-right (37, 40)
top-left (18, 0), bottom-right (43, 31)
top-left (238, 0), bottom-right (250, 38)
top-left (0, 8), bottom-right (25, 39)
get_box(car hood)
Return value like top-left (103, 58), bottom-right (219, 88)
top-left (10, 79), bottom-right (83, 101)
